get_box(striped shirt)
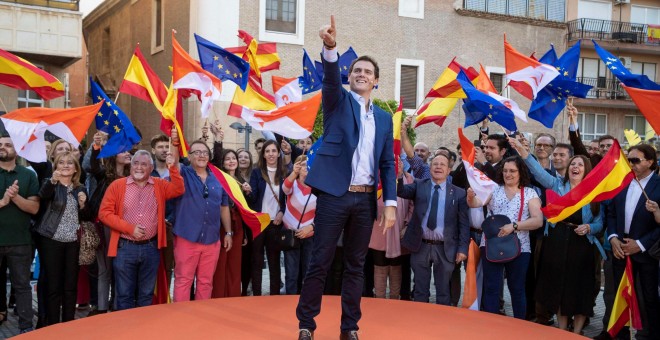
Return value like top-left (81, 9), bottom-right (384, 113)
top-left (121, 177), bottom-right (158, 241)
top-left (282, 178), bottom-right (316, 230)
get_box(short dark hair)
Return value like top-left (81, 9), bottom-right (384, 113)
top-left (598, 135), bottom-right (616, 143)
top-left (629, 144), bottom-right (658, 171)
top-left (535, 133), bottom-right (556, 147)
top-left (150, 134), bottom-right (169, 149)
top-left (254, 138), bottom-right (266, 148)
top-left (189, 140), bottom-right (211, 155)
top-left (431, 153), bottom-right (451, 165)
top-left (554, 143), bottom-right (574, 157)
top-left (496, 156), bottom-right (531, 188)
top-left (487, 134), bottom-right (509, 151)
top-left (348, 55), bottom-right (379, 79)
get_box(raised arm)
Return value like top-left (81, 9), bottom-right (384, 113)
top-left (566, 102), bottom-right (589, 157)
top-left (509, 136), bottom-right (558, 190)
top-left (320, 15), bottom-right (342, 115)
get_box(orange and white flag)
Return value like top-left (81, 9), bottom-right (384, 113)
top-left (0, 102), bottom-right (103, 162)
top-left (505, 37), bottom-right (559, 99)
top-left (272, 76), bottom-right (302, 108)
top-left (241, 93), bottom-right (321, 139)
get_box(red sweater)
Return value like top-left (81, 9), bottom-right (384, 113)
top-left (99, 165), bottom-right (184, 257)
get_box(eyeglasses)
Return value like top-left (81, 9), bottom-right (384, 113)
top-left (535, 143), bottom-right (553, 149)
top-left (190, 150), bottom-right (210, 157)
top-left (203, 184), bottom-right (209, 198)
top-left (627, 157), bottom-right (645, 165)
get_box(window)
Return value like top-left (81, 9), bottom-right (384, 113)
top-left (399, 0), bottom-right (424, 19)
top-left (259, 0), bottom-right (305, 45)
top-left (17, 90), bottom-right (44, 108)
top-left (577, 112), bottom-right (607, 141)
top-left (395, 59), bottom-right (425, 111)
top-left (577, 58), bottom-right (607, 98)
top-left (102, 27), bottom-right (110, 72)
top-left (624, 115), bottom-right (649, 140)
top-left (464, 0), bottom-right (564, 22)
top-left (490, 73), bottom-right (504, 95)
top-left (485, 66), bottom-right (508, 97)
top-left (631, 62), bottom-right (657, 82)
top-left (631, 5), bottom-right (660, 25)
top-left (152, 0), bottom-right (164, 53)
top-left (577, 0), bottom-right (612, 21)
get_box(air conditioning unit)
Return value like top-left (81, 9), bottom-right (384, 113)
top-left (614, 0), bottom-right (630, 4)
top-left (619, 56), bottom-right (632, 68)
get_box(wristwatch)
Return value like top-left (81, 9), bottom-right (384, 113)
top-left (512, 222), bottom-right (519, 231)
top-left (225, 231), bottom-right (234, 236)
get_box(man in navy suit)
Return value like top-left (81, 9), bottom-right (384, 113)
top-left (296, 15), bottom-right (396, 340)
top-left (397, 154), bottom-right (469, 305)
top-left (607, 144), bottom-right (660, 339)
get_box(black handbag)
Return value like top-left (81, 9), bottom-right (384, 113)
top-left (277, 193), bottom-right (312, 251)
top-left (483, 188), bottom-right (524, 263)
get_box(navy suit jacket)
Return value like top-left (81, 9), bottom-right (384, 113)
top-left (305, 54), bottom-right (395, 220)
top-left (607, 172), bottom-right (660, 264)
top-left (397, 178), bottom-right (470, 259)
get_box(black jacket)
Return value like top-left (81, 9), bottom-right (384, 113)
top-left (36, 180), bottom-right (87, 238)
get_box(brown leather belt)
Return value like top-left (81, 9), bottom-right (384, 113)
top-left (348, 185), bottom-right (374, 193)
top-left (120, 236), bottom-right (157, 245)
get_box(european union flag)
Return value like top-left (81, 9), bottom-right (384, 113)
top-left (195, 33), bottom-right (250, 91)
top-left (306, 136), bottom-right (323, 171)
top-left (90, 78), bottom-right (141, 158)
top-left (314, 47), bottom-right (359, 85)
top-left (299, 49), bottom-right (321, 94)
top-left (538, 44), bottom-right (558, 65)
top-left (456, 71), bottom-right (518, 131)
top-left (529, 41), bottom-right (593, 128)
top-left (593, 39), bottom-right (660, 90)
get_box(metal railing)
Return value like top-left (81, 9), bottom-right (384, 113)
top-left (567, 18), bottom-right (659, 46)
top-left (576, 77), bottom-right (630, 100)
top-left (0, 0), bottom-right (79, 11)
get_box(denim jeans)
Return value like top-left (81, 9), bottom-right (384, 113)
top-left (284, 236), bottom-right (314, 294)
top-left (112, 238), bottom-right (160, 311)
top-left (481, 249), bottom-right (530, 319)
top-left (0, 245), bottom-right (33, 330)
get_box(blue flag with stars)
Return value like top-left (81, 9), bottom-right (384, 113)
top-left (314, 46), bottom-right (359, 85)
top-left (195, 33), bottom-right (250, 91)
top-left (299, 49), bottom-right (322, 94)
top-left (528, 41), bottom-right (593, 128)
top-left (90, 78), bottom-right (141, 158)
top-left (593, 40), bottom-right (660, 90)
top-left (456, 71), bottom-right (518, 131)
top-left (306, 136), bottom-right (323, 171)
top-left (538, 44), bottom-right (558, 65)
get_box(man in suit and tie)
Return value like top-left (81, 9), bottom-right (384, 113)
top-left (397, 154), bottom-right (469, 305)
top-left (296, 15), bottom-right (396, 340)
top-left (607, 144), bottom-right (660, 339)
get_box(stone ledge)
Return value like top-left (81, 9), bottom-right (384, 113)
top-left (455, 8), bottom-right (567, 29)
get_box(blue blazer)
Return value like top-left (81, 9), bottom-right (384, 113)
top-left (247, 168), bottom-right (286, 217)
top-left (524, 155), bottom-right (605, 258)
top-left (305, 55), bottom-right (396, 217)
top-left (397, 178), bottom-right (470, 258)
top-left (607, 172), bottom-right (660, 264)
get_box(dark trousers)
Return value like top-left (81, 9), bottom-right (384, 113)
top-left (400, 254), bottom-right (412, 300)
top-left (0, 244), bottom-right (33, 330)
top-left (250, 223), bottom-right (281, 296)
top-left (297, 191), bottom-right (375, 332)
top-left (612, 257), bottom-right (659, 339)
top-left (39, 236), bottom-right (79, 324)
top-left (411, 242), bottom-right (455, 305)
top-left (284, 237), bottom-right (314, 294)
top-left (113, 238), bottom-right (160, 310)
top-left (241, 226), bottom-right (253, 296)
top-left (481, 250), bottom-right (531, 319)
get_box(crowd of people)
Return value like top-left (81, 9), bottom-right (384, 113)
top-left (1, 26), bottom-right (659, 339)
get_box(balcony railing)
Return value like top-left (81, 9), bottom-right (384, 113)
top-left (0, 0), bottom-right (79, 11)
top-left (576, 77), bottom-right (630, 100)
top-left (567, 18), bottom-right (659, 46)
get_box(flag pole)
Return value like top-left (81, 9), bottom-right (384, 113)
top-left (634, 176), bottom-right (650, 201)
top-left (629, 306), bottom-right (634, 340)
top-left (114, 92), bottom-right (121, 103)
top-left (0, 96), bottom-right (8, 113)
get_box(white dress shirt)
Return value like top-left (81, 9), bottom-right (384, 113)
top-left (608, 171), bottom-right (653, 252)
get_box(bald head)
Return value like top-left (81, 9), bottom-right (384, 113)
top-left (414, 142), bottom-right (430, 162)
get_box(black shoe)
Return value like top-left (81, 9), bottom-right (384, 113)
top-left (592, 331), bottom-right (612, 340)
top-left (339, 331), bottom-right (359, 340)
top-left (298, 329), bottom-right (313, 340)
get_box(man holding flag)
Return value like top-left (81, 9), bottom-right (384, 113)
top-left (607, 144), bottom-right (660, 339)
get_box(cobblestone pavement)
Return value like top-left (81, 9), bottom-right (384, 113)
top-left (1, 267), bottom-right (609, 339)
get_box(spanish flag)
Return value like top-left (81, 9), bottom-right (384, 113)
top-left (392, 101), bottom-right (403, 177)
top-left (161, 80), bottom-right (189, 157)
top-left (425, 58), bottom-right (477, 99)
top-left (227, 75), bottom-right (276, 118)
top-left (607, 257), bottom-right (642, 337)
top-left (541, 140), bottom-right (634, 224)
top-left (0, 48), bottom-right (64, 100)
top-left (623, 85), bottom-right (660, 136)
top-left (225, 30), bottom-right (280, 81)
top-left (118, 44), bottom-right (168, 111)
top-left (209, 165), bottom-right (271, 237)
top-left (414, 98), bottom-right (458, 127)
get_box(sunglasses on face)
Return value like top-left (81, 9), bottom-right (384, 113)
top-left (627, 157), bottom-right (644, 165)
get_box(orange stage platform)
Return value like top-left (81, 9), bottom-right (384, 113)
top-left (16, 296), bottom-right (585, 339)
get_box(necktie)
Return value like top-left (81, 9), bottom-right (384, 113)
top-left (427, 184), bottom-right (440, 231)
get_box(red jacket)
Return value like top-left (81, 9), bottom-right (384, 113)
top-left (99, 165), bottom-right (184, 257)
